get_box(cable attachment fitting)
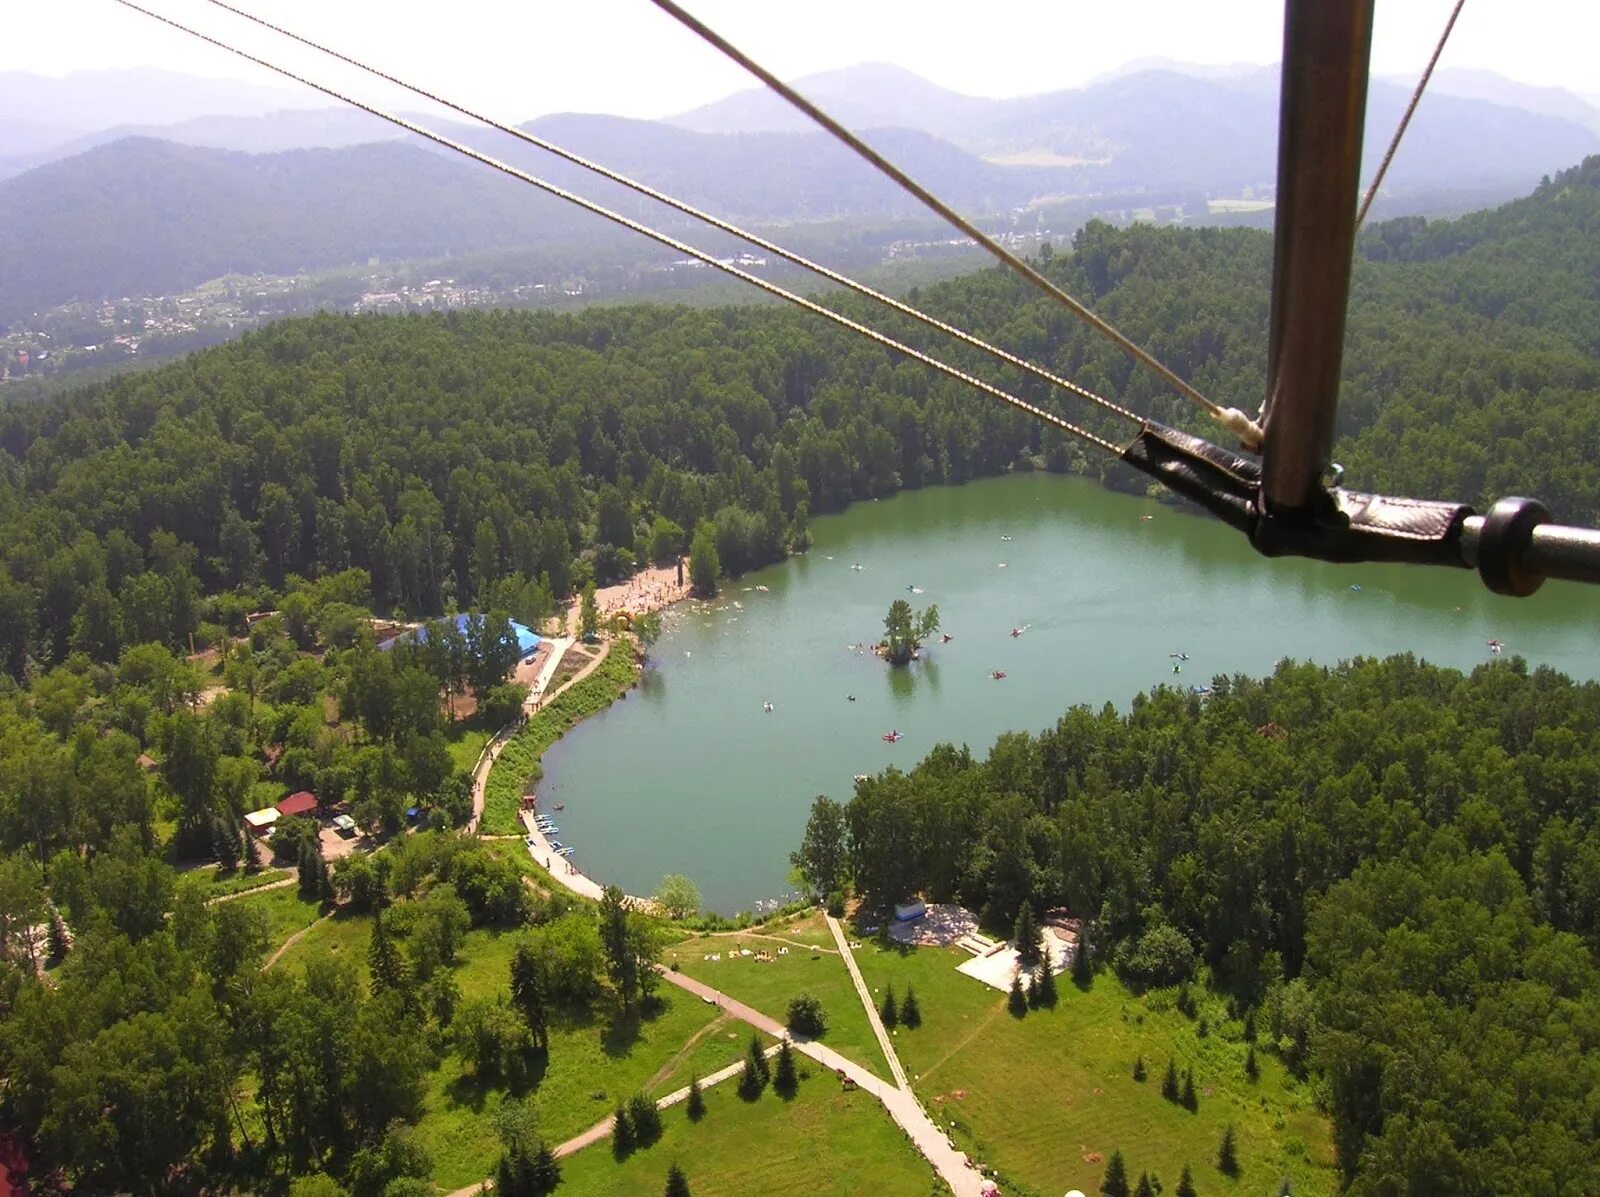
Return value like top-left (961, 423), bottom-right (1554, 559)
top-left (1475, 497), bottom-right (1550, 596)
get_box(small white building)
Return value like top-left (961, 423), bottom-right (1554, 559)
top-left (243, 807), bottom-right (280, 837)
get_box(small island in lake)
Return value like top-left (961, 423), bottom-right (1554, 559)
top-left (877, 598), bottom-right (940, 665)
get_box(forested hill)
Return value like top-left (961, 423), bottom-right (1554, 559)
top-left (0, 158), bottom-right (1596, 681)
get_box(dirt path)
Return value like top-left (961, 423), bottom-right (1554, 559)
top-left (826, 913), bottom-right (910, 1090)
top-left (204, 874), bottom-right (297, 905)
top-left (264, 910), bottom-right (333, 970)
top-left (644, 1013), bottom-right (730, 1090)
top-left (702, 929), bottom-right (839, 954)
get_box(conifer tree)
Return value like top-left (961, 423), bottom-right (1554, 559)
top-left (900, 985), bottom-right (921, 1028)
top-left (1033, 960), bottom-right (1059, 1008)
top-left (1014, 902), bottom-right (1043, 966)
top-left (664, 1162), bottom-right (692, 1197)
top-left (1100, 1148), bottom-right (1131, 1197)
top-left (1132, 1054), bottom-right (1147, 1082)
top-left (1175, 1163), bottom-right (1197, 1197)
top-left (880, 985), bottom-right (899, 1028)
top-left (1072, 919), bottom-right (1094, 988)
top-left (686, 1074), bottom-right (706, 1121)
top-left (1135, 1171), bottom-right (1156, 1197)
top-left (773, 1039), bottom-right (798, 1098)
top-left (529, 1143), bottom-right (561, 1195)
top-left (1245, 1044), bottom-right (1259, 1082)
top-left (368, 909), bottom-right (411, 1003)
top-left (1162, 1059), bottom-right (1179, 1102)
top-left (1181, 1068), bottom-right (1198, 1111)
top-left (1218, 1124), bottom-right (1239, 1176)
top-left (611, 1104), bottom-right (635, 1158)
top-left (1008, 972), bottom-right (1028, 1017)
top-left (752, 1032), bottom-right (770, 1084)
top-left (738, 1036), bottom-right (767, 1099)
top-left (629, 1092), bottom-right (662, 1145)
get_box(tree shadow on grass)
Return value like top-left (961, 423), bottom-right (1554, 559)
top-left (444, 1049), bottom-right (548, 1110)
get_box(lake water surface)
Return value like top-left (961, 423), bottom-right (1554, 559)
top-left (542, 474), bottom-right (1597, 913)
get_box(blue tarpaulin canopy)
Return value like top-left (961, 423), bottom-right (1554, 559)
top-left (381, 614), bottom-right (541, 657)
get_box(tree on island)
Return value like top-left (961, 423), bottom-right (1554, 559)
top-left (689, 523), bottom-right (720, 597)
top-left (880, 599), bottom-right (939, 665)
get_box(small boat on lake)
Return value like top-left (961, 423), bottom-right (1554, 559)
top-left (882, 730), bottom-right (903, 743)
top-left (991, 670), bottom-right (1007, 680)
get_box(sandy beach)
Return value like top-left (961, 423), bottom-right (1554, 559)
top-left (564, 561), bottom-right (691, 625)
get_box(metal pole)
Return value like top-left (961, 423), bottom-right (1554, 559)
top-left (1260, 0), bottom-right (1375, 513)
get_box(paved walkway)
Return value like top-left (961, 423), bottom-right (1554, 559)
top-left (826, 913), bottom-right (910, 1090)
top-left (659, 970), bottom-right (985, 1196)
top-left (468, 637), bottom-right (609, 835)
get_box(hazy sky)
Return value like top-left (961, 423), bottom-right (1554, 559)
top-left (9, 0), bottom-right (1598, 123)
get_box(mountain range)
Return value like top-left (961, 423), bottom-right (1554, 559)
top-left (2, 61), bottom-right (1596, 322)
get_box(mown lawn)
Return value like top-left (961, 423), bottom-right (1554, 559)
top-left (646, 1016), bottom-right (766, 1099)
top-left (271, 908), bottom-right (372, 976)
top-left (665, 930), bottom-right (891, 1082)
top-left (416, 987), bottom-right (723, 1192)
top-left (853, 940), bottom-right (1338, 1197)
top-left (554, 1065), bottom-right (950, 1197)
top-left (480, 640), bottom-right (637, 834)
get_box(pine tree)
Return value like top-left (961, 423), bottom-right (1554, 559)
top-left (738, 1037), bottom-right (767, 1099)
top-left (1033, 960), bottom-right (1059, 1008)
top-left (1161, 1059), bottom-right (1179, 1102)
top-left (752, 1032), bottom-right (771, 1083)
top-left (1135, 1171), bottom-right (1156, 1197)
top-left (368, 909), bottom-right (411, 1003)
top-left (46, 906), bottom-right (70, 962)
top-left (900, 985), bottom-right (922, 1028)
top-left (1007, 972), bottom-right (1028, 1017)
top-left (664, 1162), bottom-right (692, 1197)
top-left (629, 1092), bottom-right (662, 1145)
top-left (1132, 1055), bottom-right (1147, 1082)
top-left (773, 1039), bottom-right (798, 1098)
top-left (1072, 919), bottom-right (1094, 988)
top-left (1014, 903), bottom-right (1043, 967)
top-left (1218, 1124), bottom-right (1239, 1176)
top-left (1243, 1009), bottom-right (1258, 1042)
top-left (529, 1142), bottom-right (561, 1195)
top-left (611, 1104), bottom-right (635, 1158)
top-left (686, 1073), bottom-right (706, 1121)
top-left (1100, 1148), bottom-right (1131, 1197)
top-left (1181, 1068), bottom-right (1198, 1112)
top-left (1175, 1163), bottom-right (1198, 1197)
top-left (880, 985), bottom-right (899, 1028)
top-left (1245, 1044), bottom-right (1260, 1082)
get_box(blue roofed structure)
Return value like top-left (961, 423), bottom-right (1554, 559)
top-left (381, 613), bottom-right (541, 658)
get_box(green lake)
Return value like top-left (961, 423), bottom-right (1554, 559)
top-left (541, 473), bottom-right (1598, 913)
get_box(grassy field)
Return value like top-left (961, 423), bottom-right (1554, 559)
top-left (646, 1016), bottom-right (767, 1098)
top-left (554, 1065), bottom-right (950, 1197)
top-left (234, 883), bottom-right (326, 952)
top-left (665, 925), bottom-right (891, 1082)
top-left (271, 908), bottom-right (372, 975)
top-left (851, 940), bottom-right (1338, 1197)
top-left (193, 866), bottom-right (293, 897)
top-left (481, 640), bottom-right (638, 834)
top-left (445, 720), bottom-right (494, 774)
top-left (417, 986), bottom-right (723, 1191)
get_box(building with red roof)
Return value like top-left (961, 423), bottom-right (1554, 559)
top-left (275, 791), bottom-right (319, 818)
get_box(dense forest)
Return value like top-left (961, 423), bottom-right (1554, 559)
top-left (794, 654), bottom-right (1600, 1194)
top-left (0, 155), bottom-right (1597, 1193)
top-left (1, 156), bottom-right (1598, 685)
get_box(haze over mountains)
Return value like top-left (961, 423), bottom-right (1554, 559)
top-left (2, 60), bottom-right (1597, 323)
